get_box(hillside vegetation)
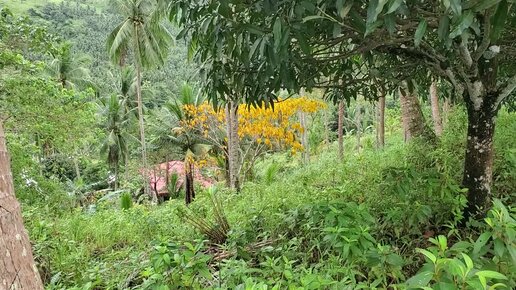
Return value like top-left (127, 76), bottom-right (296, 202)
top-left (0, 0), bottom-right (515, 289)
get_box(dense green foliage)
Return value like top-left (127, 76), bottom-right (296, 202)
top-left (19, 108), bottom-right (516, 289)
top-left (0, 1), bottom-right (515, 289)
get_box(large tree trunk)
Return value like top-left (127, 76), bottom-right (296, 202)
top-left (429, 82), bottom-right (443, 136)
top-left (337, 100), bottom-right (344, 160)
top-left (225, 101), bottom-right (240, 191)
top-left (399, 87), bottom-right (434, 142)
top-left (377, 95), bottom-right (385, 148)
top-left (462, 92), bottom-right (499, 220)
top-left (0, 121), bottom-right (44, 289)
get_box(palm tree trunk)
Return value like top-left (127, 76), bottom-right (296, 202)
top-left (377, 95), bottom-right (385, 148)
top-left (134, 41), bottom-right (154, 203)
top-left (337, 100), bottom-right (344, 160)
top-left (429, 81), bottom-right (443, 136)
top-left (0, 121), bottom-right (44, 289)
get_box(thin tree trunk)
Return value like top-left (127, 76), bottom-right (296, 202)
top-left (377, 95), bottom-right (385, 148)
top-left (355, 105), bottom-right (361, 153)
top-left (230, 101), bottom-right (240, 191)
top-left (184, 158), bottom-right (195, 205)
top-left (0, 121), bottom-right (44, 289)
top-left (73, 156), bottom-right (81, 181)
top-left (442, 97), bottom-right (451, 129)
top-left (135, 60), bottom-right (153, 203)
top-left (337, 100), bottom-right (344, 160)
top-left (225, 101), bottom-right (240, 191)
top-left (298, 111), bottom-right (309, 163)
top-left (399, 86), bottom-right (434, 142)
top-left (323, 109), bottom-right (329, 145)
top-left (429, 82), bottom-right (443, 136)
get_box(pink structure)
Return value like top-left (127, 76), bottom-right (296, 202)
top-left (147, 160), bottom-right (214, 197)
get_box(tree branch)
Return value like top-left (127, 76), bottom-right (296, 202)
top-left (495, 74), bottom-right (516, 108)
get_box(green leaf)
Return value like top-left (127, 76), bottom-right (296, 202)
top-left (490, 0), bottom-right (509, 41)
top-left (438, 15), bottom-right (450, 40)
top-left (475, 270), bottom-right (508, 280)
top-left (249, 38), bottom-right (261, 60)
top-left (473, 0), bottom-right (502, 12)
top-left (384, 13), bottom-right (396, 34)
top-left (406, 271), bottom-right (433, 287)
top-left (333, 23), bottom-right (342, 38)
top-left (416, 248), bottom-right (437, 263)
top-left (340, 1), bottom-right (354, 18)
top-left (414, 19), bottom-right (427, 47)
top-left (473, 232), bottom-right (492, 254)
top-left (302, 15), bottom-right (326, 23)
top-left (386, 253), bottom-right (405, 267)
top-left (449, 11), bottom-right (474, 38)
top-left (387, 0), bottom-right (404, 14)
top-left (367, 0), bottom-right (380, 24)
top-left (493, 239), bottom-right (506, 257)
top-left (273, 18), bottom-right (282, 51)
top-left (461, 253), bottom-right (473, 272)
top-left (450, 0), bottom-right (462, 15)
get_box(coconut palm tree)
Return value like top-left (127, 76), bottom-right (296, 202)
top-left (107, 0), bottom-right (172, 202)
top-left (150, 83), bottom-right (209, 204)
top-left (98, 94), bottom-right (132, 190)
top-left (47, 42), bottom-right (92, 89)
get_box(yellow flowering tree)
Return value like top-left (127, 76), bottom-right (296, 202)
top-left (182, 97), bottom-right (326, 182)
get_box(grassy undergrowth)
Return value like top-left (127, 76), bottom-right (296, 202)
top-left (22, 109), bottom-right (516, 289)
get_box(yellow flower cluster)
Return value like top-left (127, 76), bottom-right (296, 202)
top-left (180, 97), bottom-right (326, 153)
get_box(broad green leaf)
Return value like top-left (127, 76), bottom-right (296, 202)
top-left (475, 270), bottom-right (508, 280)
top-left (438, 15), bottom-right (450, 40)
top-left (416, 248), bottom-right (437, 263)
top-left (414, 19), bottom-right (427, 47)
top-left (384, 13), bottom-right (396, 34)
top-left (473, 0), bottom-right (502, 12)
top-left (367, 0), bottom-right (380, 24)
top-left (473, 232), bottom-right (492, 254)
top-left (461, 253), bottom-right (473, 272)
top-left (340, 2), bottom-right (354, 18)
top-left (491, 0), bottom-right (509, 41)
top-left (493, 239), bottom-right (506, 257)
top-left (406, 271), bottom-right (433, 287)
top-left (449, 11), bottom-right (474, 38)
top-left (489, 283), bottom-right (509, 289)
top-left (450, 0), bottom-right (462, 15)
top-left (387, 0), bottom-right (404, 14)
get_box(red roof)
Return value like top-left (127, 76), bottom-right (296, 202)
top-left (147, 160), bottom-right (215, 195)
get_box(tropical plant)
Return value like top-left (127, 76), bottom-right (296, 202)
top-left (98, 94), bottom-right (131, 189)
top-left (107, 0), bottom-right (172, 202)
top-left (46, 42), bottom-right (92, 89)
